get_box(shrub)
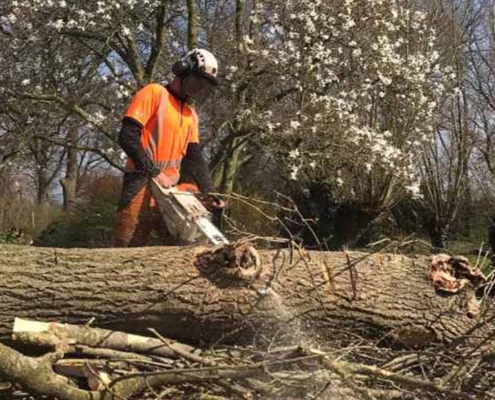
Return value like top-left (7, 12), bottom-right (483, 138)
top-left (34, 173), bottom-right (121, 248)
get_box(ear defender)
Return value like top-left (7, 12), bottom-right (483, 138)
top-left (172, 49), bottom-right (218, 82)
top-left (172, 59), bottom-right (190, 77)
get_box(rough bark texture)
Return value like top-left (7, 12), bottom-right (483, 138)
top-left (0, 244), bottom-right (480, 347)
top-left (0, 341), bottom-right (97, 400)
top-left (60, 127), bottom-right (78, 212)
top-left (12, 318), bottom-right (194, 358)
top-left (187, 0), bottom-right (197, 50)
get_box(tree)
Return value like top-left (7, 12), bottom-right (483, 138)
top-left (212, 0), bottom-right (451, 246)
top-left (467, 0), bottom-right (495, 220)
top-left (417, 0), bottom-right (478, 249)
top-left (0, 0), bottom-right (191, 210)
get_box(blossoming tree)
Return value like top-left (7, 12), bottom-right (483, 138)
top-left (214, 0), bottom-right (450, 244)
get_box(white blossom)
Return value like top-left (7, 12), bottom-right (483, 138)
top-left (290, 120), bottom-right (301, 129)
top-left (122, 26), bottom-right (131, 36)
top-left (289, 148), bottom-right (300, 159)
top-left (405, 182), bottom-right (422, 198)
top-left (290, 165), bottom-right (300, 180)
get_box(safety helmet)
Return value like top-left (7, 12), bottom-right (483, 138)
top-left (172, 48), bottom-right (218, 85)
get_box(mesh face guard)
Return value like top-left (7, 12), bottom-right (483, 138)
top-left (196, 68), bottom-right (218, 86)
top-left (181, 73), bottom-right (216, 104)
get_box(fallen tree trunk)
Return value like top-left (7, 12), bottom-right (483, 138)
top-left (0, 244), bottom-right (484, 346)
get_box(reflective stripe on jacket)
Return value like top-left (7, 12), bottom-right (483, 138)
top-left (124, 83), bottom-right (199, 185)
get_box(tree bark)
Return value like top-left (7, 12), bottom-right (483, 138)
top-left (187, 0), bottom-right (198, 50)
top-left (0, 244), bottom-right (483, 347)
top-left (60, 127), bottom-right (78, 212)
top-left (236, 0), bottom-right (245, 57)
top-left (211, 0), bottom-right (249, 194)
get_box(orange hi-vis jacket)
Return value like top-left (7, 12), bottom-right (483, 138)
top-left (124, 83), bottom-right (199, 185)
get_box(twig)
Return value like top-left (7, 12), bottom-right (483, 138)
top-left (148, 328), bottom-right (253, 399)
top-left (109, 354), bottom-right (324, 386)
top-left (310, 381), bottom-right (331, 400)
top-left (345, 251), bottom-right (358, 301)
top-left (84, 362), bottom-right (126, 400)
top-left (309, 348), bottom-right (477, 400)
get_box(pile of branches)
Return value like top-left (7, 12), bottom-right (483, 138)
top-left (2, 314), bottom-right (495, 400)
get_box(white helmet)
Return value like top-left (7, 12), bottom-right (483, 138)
top-left (172, 48), bottom-right (218, 84)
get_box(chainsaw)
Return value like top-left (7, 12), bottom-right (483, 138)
top-left (150, 179), bottom-right (229, 246)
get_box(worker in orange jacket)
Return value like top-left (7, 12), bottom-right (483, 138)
top-left (111, 49), bottom-right (223, 247)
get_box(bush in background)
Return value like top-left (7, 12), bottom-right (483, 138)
top-left (34, 172), bottom-right (121, 248)
top-left (0, 170), bottom-right (61, 244)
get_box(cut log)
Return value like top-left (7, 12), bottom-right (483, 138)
top-left (0, 244), bottom-right (484, 347)
top-left (12, 318), bottom-right (194, 357)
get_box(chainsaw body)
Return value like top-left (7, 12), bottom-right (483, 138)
top-left (150, 180), bottom-right (229, 245)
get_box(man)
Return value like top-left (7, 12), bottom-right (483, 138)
top-left (112, 49), bottom-right (223, 247)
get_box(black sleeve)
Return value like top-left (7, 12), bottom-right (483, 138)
top-left (118, 117), bottom-right (160, 177)
top-left (181, 143), bottom-right (216, 194)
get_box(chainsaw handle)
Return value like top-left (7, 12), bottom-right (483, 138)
top-left (198, 194), bottom-right (226, 210)
top-left (151, 178), bottom-right (178, 195)
top-left (208, 194), bottom-right (226, 209)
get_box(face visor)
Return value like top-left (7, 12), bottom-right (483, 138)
top-left (181, 73), bottom-right (218, 104)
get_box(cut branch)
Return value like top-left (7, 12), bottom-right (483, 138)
top-left (13, 318), bottom-right (194, 359)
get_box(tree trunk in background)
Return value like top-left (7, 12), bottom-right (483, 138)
top-left (214, 136), bottom-right (249, 194)
top-left (187, 0), bottom-right (198, 50)
top-left (60, 127), bottom-right (78, 212)
top-left (0, 244), bottom-right (482, 347)
top-left (36, 178), bottom-right (51, 206)
top-left (212, 0), bottom-right (248, 193)
top-left (429, 224), bottom-right (447, 251)
top-left (236, 0), bottom-right (245, 55)
top-left (31, 136), bottom-right (65, 206)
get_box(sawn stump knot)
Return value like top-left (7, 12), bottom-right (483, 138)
top-left (194, 241), bottom-right (262, 281)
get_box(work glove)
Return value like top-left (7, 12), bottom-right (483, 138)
top-left (198, 194), bottom-right (225, 229)
top-left (198, 194), bottom-right (226, 211)
top-left (154, 172), bottom-right (174, 189)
